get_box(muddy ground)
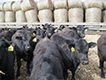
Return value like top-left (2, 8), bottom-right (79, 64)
top-left (15, 34), bottom-right (106, 80)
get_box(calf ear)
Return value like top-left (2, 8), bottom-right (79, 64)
top-left (88, 42), bottom-right (97, 48)
top-left (66, 38), bottom-right (76, 47)
top-left (2, 37), bottom-right (12, 47)
top-left (42, 24), bottom-right (44, 26)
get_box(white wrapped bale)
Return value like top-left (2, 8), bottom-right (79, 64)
top-left (21, 0), bottom-right (37, 12)
top-left (103, 0), bottom-right (106, 10)
top-left (4, 1), bottom-right (15, 11)
top-left (68, 8), bottom-right (83, 22)
top-left (25, 9), bottom-right (38, 22)
top-left (37, 0), bottom-right (53, 10)
top-left (0, 2), bottom-right (5, 11)
top-left (16, 10), bottom-right (26, 22)
top-left (53, 0), bottom-right (68, 9)
top-left (103, 10), bottom-right (106, 22)
top-left (5, 11), bottom-right (15, 22)
top-left (0, 11), bottom-right (5, 22)
top-left (38, 9), bottom-right (53, 22)
top-left (68, 0), bottom-right (82, 8)
top-left (83, 0), bottom-right (103, 9)
top-left (102, 10), bottom-right (106, 27)
top-left (54, 9), bottom-right (67, 22)
top-left (86, 8), bottom-right (101, 22)
top-left (12, 1), bottom-right (22, 12)
top-left (0, 11), bottom-right (5, 26)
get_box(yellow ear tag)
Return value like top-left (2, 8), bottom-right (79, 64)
top-left (33, 38), bottom-right (37, 42)
top-left (9, 29), bottom-right (11, 31)
top-left (8, 44), bottom-right (13, 51)
top-left (33, 33), bottom-right (36, 36)
top-left (71, 47), bottom-right (75, 52)
top-left (61, 26), bottom-right (63, 28)
top-left (85, 29), bottom-right (87, 31)
top-left (54, 29), bottom-right (57, 32)
top-left (0, 70), bottom-right (5, 75)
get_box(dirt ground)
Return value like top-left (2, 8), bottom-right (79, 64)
top-left (14, 34), bottom-right (106, 80)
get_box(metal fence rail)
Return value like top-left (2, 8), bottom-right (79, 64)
top-left (0, 22), bottom-right (106, 31)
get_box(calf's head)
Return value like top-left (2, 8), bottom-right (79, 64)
top-left (45, 27), bottom-right (57, 38)
top-left (73, 25), bottom-right (88, 38)
top-left (15, 34), bottom-right (34, 52)
top-left (70, 38), bottom-right (96, 65)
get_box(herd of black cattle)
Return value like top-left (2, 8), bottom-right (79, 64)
top-left (0, 23), bottom-right (106, 80)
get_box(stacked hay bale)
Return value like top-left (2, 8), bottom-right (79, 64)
top-left (12, 0), bottom-right (27, 26)
top-left (102, 0), bottom-right (106, 27)
top-left (4, 1), bottom-right (15, 26)
top-left (53, 0), bottom-right (68, 25)
top-left (0, 2), bottom-right (5, 26)
top-left (37, 0), bottom-right (53, 23)
top-left (68, 0), bottom-right (83, 24)
top-left (84, 0), bottom-right (102, 27)
top-left (21, 0), bottom-right (38, 26)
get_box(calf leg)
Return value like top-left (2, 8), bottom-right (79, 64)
top-left (27, 60), bottom-right (31, 75)
top-left (71, 70), bottom-right (75, 80)
top-left (100, 60), bottom-right (105, 78)
top-left (63, 68), bottom-right (68, 80)
top-left (16, 56), bottom-right (21, 79)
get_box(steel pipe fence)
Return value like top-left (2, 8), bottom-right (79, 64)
top-left (0, 22), bottom-right (106, 31)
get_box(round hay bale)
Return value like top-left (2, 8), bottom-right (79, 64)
top-left (68, 8), bottom-right (83, 22)
top-left (4, 1), bottom-right (15, 11)
top-left (0, 2), bottom-right (5, 11)
top-left (103, 0), bottom-right (106, 10)
top-left (83, 0), bottom-right (103, 9)
top-left (53, 0), bottom-right (68, 9)
top-left (12, 1), bottom-right (22, 12)
top-left (102, 10), bottom-right (106, 27)
top-left (85, 8), bottom-right (101, 22)
top-left (37, 0), bottom-right (53, 10)
top-left (25, 9), bottom-right (38, 22)
top-left (38, 9), bottom-right (53, 22)
top-left (68, 0), bottom-right (82, 8)
top-left (102, 10), bottom-right (106, 22)
top-left (54, 9), bottom-right (67, 22)
top-left (0, 11), bottom-right (5, 22)
top-left (5, 11), bottom-right (15, 22)
top-left (16, 10), bottom-right (26, 22)
top-left (21, 0), bottom-right (37, 12)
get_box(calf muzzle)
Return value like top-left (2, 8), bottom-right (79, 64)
top-left (81, 60), bottom-right (89, 65)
